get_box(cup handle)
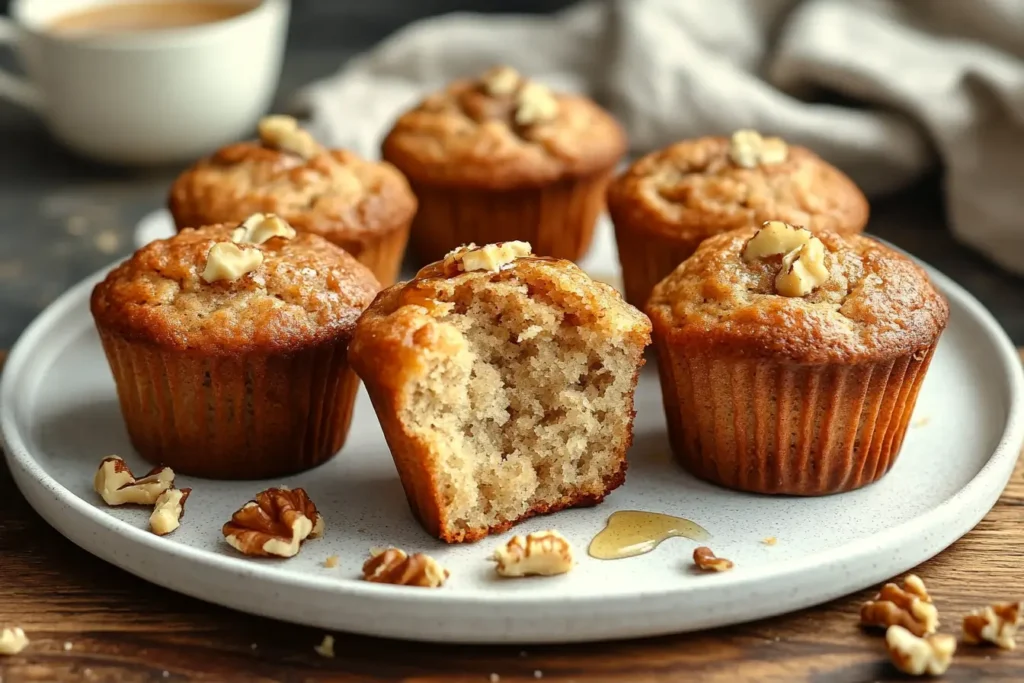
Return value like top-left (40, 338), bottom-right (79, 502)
top-left (0, 17), bottom-right (42, 111)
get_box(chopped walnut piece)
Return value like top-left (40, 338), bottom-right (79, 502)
top-left (885, 625), bottom-right (956, 676)
top-left (728, 129), bottom-right (788, 168)
top-left (0, 627), bottom-right (28, 655)
top-left (743, 221), bottom-right (829, 297)
top-left (149, 488), bottom-right (191, 536)
top-left (362, 548), bottom-right (449, 588)
top-left (313, 634), bottom-right (335, 658)
top-left (324, 555), bottom-right (340, 569)
top-left (442, 241), bottom-right (533, 274)
top-left (93, 456), bottom-right (175, 506)
top-left (201, 242), bottom-right (264, 284)
top-left (258, 115), bottom-right (322, 159)
top-left (222, 488), bottom-right (324, 558)
top-left (743, 220), bottom-right (813, 260)
top-left (481, 65), bottom-right (522, 96)
top-left (776, 234), bottom-right (829, 297)
top-left (860, 574), bottom-right (938, 637)
top-left (491, 530), bottom-right (574, 577)
top-left (515, 82), bottom-right (559, 126)
top-left (963, 601), bottom-right (1022, 649)
top-left (692, 546), bottom-right (733, 572)
top-left (231, 213), bottom-right (296, 245)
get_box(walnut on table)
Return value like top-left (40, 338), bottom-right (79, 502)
top-left (0, 627), bottom-right (29, 655)
top-left (963, 601), bottom-right (1022, 650)
top-left (859, 574), bottom-right (938, 637)
top-left (491, 530), bottom-right (574, 577)
top-left (222, 487), bottom-right (324, 558)
top-left (362, 548), bottom-right (449, 588)
top-left (149, 488), bottom-right (191, 536)
top-left (692, 546), bottom-right (733, 572)
top-left (93, 456), bottom-right (174, 506)
top-left (885, 625), bottom-right (956, 676)
top-left (313, 634), bottom-right (335, 659)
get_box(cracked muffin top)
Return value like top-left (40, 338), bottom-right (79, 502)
top-left (381, 66), bottom-right (627, 190)
top-left (646, 225), bottom-right (948, 364)
top-left (91, 218), bottom-right (380, 354)
top-left (168, 116), bottom-right (417, 250)
top-left (350, 242), bottom-right (651, 392)
top-left (607, 132), bottom-right (869, 243)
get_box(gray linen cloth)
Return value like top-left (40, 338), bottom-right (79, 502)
top-left (295, 0), bottom-right (1024, 274)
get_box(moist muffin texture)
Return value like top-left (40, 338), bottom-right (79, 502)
top-left (381, 67), bottom-right (627, 263)
top-left (647, 225), bottom-right (948, 495)
top-left (168, 117), bottom-right (416, 285)
top-left (349, 243), bottom-right (651, 542)
top-left (91, 222), bottom-right (380, 479)
top-left (608, 134), bottom-right (869, 307)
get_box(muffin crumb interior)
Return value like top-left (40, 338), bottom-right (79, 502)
top-left (402, 277), bottom-right (636, 536)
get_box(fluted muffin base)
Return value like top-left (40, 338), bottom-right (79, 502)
top-left (613, 226), bottom-right (704, 308)
top-left (407, 171), bottom-right (612, 265)
top-left (653, 344), bottom-right (938, 495)
top-left (98, 331), bottom-right (360, 479)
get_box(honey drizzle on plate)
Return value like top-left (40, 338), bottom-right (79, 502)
top-left (588, 510), bottom-right (711, 560)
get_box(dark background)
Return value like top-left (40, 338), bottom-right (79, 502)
top-left (0, 0), bottom-right (1022, 350)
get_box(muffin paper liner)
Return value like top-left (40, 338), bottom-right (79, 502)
top-left (406, 171), bottom-right (613, 265)
top-left (612, 225), bottom-right (705, 309)
top-left (334, 222), bottom-right (410, 287)
top-left (97, 330), bottom-right (360, 479)
top-left (653, 342), bottom-right (938, 495)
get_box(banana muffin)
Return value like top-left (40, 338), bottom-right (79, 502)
top-left (647, 221), bottom-right (948, 495)
top-left (608, 130), bottom-right (869, 307)
top-left (169, 115), bottom-right (416, 285)
top-left (349, 242), bottom-right (651, 542)
top-left (91, 214), bottom-right (380, 479)
top-left (382, 66), bottom-right (626, 264)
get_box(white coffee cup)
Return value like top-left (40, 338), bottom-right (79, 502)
top-left (0, 0), bottom-right (290, 165)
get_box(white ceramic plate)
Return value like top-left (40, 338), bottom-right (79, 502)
top-left (4, 216), bottom-right (1023, 644)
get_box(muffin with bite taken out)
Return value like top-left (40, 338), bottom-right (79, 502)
top-left (646, 221), bottom-right (948, 495)
top-left (382, 66), bottom-right (627, 264)
top-left (169, 115), bottom-right (416, 286)
top-left (90, 213), bottom-right (380, 479)
top-left (608, 130), bottom-right (869, 307)
top-left (349, 241), bottom-right (651, 542)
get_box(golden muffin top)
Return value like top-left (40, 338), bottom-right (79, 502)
top-left (349, 242), bottom-right (651, 391)
top-left (607, 132), bottom-right (869, 243)
top-left (646, 223), bottom-right (949, 364)
top-left (168, 116), bottom-right (417, 250)
top-left (91, 216), bottom-right (380, 354)
top-left (381, 66), bottom-right (627, 189)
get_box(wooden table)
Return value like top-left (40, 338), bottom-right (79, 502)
top-left (1, 351), bottom-right (1022, 683)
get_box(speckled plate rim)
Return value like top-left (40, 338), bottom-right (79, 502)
top-left (2, 253), bottom-right (1023, 644)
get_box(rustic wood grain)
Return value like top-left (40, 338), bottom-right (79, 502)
top-left (0, 354), bottom-right (1021, 683)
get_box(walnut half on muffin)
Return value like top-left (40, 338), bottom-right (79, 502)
top-left (349, 242), bottom-right (652, 542)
